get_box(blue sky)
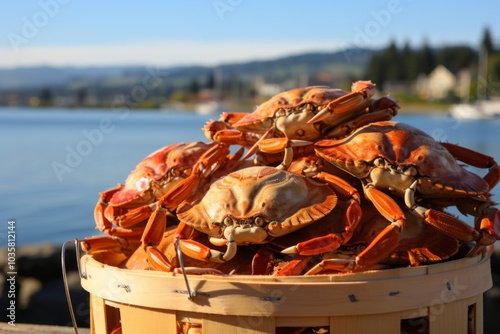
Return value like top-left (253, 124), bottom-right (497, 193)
top-left (1, 0), bottom-right (500, 68)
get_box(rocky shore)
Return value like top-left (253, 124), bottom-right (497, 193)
top-left (1, 243), bottom-right (499, 333)
top-left (0, 243), bottom-right (89, 328)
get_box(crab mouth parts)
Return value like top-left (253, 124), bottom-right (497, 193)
top-left (209, 217), bottom-right (271, 246)
top-left (221, 224), bottom-right (269, 245)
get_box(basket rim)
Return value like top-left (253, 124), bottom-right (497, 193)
top-left (80, 250), bottom-right (492, 317)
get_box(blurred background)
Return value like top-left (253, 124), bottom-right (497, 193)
top-left (0, 1), bottom-right (499, 332)
top-left (2, 1), bottom-right (500, 110)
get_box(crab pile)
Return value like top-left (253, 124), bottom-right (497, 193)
top-left (82, 81), bottom-right (500, 277)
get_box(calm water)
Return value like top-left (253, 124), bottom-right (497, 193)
top-left (1, 107), bottom-right (499, 246)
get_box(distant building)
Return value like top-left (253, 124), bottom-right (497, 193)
top-left (417, 65), bottom-right (455, 99)
top-left (415, 65), bottom-right (470, 100)
top-left (254, 77), bottom-right (283, 98)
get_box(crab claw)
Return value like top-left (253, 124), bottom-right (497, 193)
top-left (257, 137), bottom-right (313, 170)
top-left (308, 80), bottom-right (376, 124)
top-left (281, 233), bottom-right (345, 256)
top-left (180, 232), bottom-right (237, 263)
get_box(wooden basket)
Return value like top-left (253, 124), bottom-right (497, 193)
top-left (80, 250), bottom-right (492, 334)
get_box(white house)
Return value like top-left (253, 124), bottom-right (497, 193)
top-left (424, 65), bottom-right (456, 99)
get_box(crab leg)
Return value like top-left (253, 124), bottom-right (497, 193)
top-left (325, 97), bottom-right (399, 138)
top-left (81, 235), bottom-right (141, 254)
top-left (94, 185), bottom-right (122, 234)
top-left (257, 137), bottom-right (312, 169)
top-left (140, 144), bottom-right (231, 270)
top-left (281, 172), bottom-right (362, 256)
top-left (305, 258), bottom-right (386, 275)
top-left (104, 203), bottom-right (156, 228)
top-left (356, 185), bottom-right (406, 267)
top-left (208, 127), bottom-right (261, 148)
top-left (423, 209), bottom-right (497, 245)
top-left (440, 142), bottom-right (500, 190)
top-left (179, 234), bottom-right (237, 263)
top-left (405, 180), bottom-right (500, 247)
top-left (276, 256), bottom-right (312, 276)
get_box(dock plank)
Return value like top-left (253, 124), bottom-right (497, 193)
top-left (0, 323), bottom-right (90, 334)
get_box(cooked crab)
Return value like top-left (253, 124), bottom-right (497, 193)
top-left (83, 142), bottom-right (242, 264)
top-left (205, 81), bottom-right (399, 169)
top-left (304, 198), bottom-right (463, 274)
top-left (171, 166), bottom-right (340, 272)
top-left (310, 121), bottom-right (500, 269)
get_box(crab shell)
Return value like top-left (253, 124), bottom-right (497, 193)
top-left (232, 86), bottom-right (353, 140)
top-left (176, 166), bottom-right (338, 245)
top-left (315, 121), bottom-right (489, 198)
top-left (109, 141), bottom-right (217, 208)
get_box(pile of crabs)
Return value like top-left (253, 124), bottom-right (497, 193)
top-left (82, 81), bottom-right (500, 277)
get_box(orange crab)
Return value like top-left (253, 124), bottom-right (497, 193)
top-left (93, 142), bottom-right (218, 237)
top-left (157, 166), bottom-right (343, 274)
top-left (304, 198), bottom-right (465, 275)
top-left (82, 142), bottom-right (242, 261)
top-left (204, 81), bottom-right (399, 169)
top-left (308, 121), bottom-right (500, 270)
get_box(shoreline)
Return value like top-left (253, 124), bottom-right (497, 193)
top-left (0, 101), bottom-right (454, 115)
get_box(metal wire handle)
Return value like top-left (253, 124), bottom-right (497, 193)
top-left (175, 235), bottom-right (196, 300)
top-left (61, 238), bottom-right (82, 334)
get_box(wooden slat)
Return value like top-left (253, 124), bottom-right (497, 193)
top-left (331, 312), bottom-right (401, 334)
top-left (90, 295), bottom-right (109, 334)
top-left (429, 298), bottom-right (468, 334)
top-left (474, 294), bottom-right (483, 334)
top-left (119, 304), bottom-right (177, 334)
top-left (275, 316), bottom-right (329, 327)
top-left (202, 314), bottom-right (275, 333)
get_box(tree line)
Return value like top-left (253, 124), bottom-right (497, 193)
top-left (365, 27), bottom-right (500, 93)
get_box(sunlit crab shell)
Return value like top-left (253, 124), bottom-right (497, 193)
top-left (176, 166), bottom-right (338, 245)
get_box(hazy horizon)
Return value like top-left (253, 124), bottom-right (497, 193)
top-left (1, 1), bottom-right (499, 68)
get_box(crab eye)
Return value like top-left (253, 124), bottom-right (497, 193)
top-left (223, 217), bottom-right (233, 226)
top-left (275, 108), bottom-right (286, 117)
top-left (170, 168), bottom-right (181, 177)
top-left (404, 166), bottom-right (417, 176)
top-left (254, 216), bottom-right (265, 226)
top-left (374, 158), bottom-right (385, 167)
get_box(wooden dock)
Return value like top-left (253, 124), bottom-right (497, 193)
top-left (0, 323), bottom-right (90, 334)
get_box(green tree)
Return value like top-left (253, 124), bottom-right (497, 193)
top-left (188, 79), bottom-right (200, 95)
top-left (402, 41), bottom-right (418, 81)
top-left (383, 41), bottom-right (401, 81)
top-left (418, 40), bottom-right (435, 75)
top-left (76, 88), bottom-right (87, 106)
top-left (481, 27), bottom-right (494, 54)
top-left (205, 72), bottom-right (215, 89)
top-left (39, 87), bottom-right (53, 106)
top-left (365, 52), bottom-right (387, 88)
top-left (436, 46), bottom-right (476, 69)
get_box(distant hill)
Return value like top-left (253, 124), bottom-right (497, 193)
top-left (0, 48), bottom-right (372, 91)
top-left (0, 66), bottom-right (147, 90)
